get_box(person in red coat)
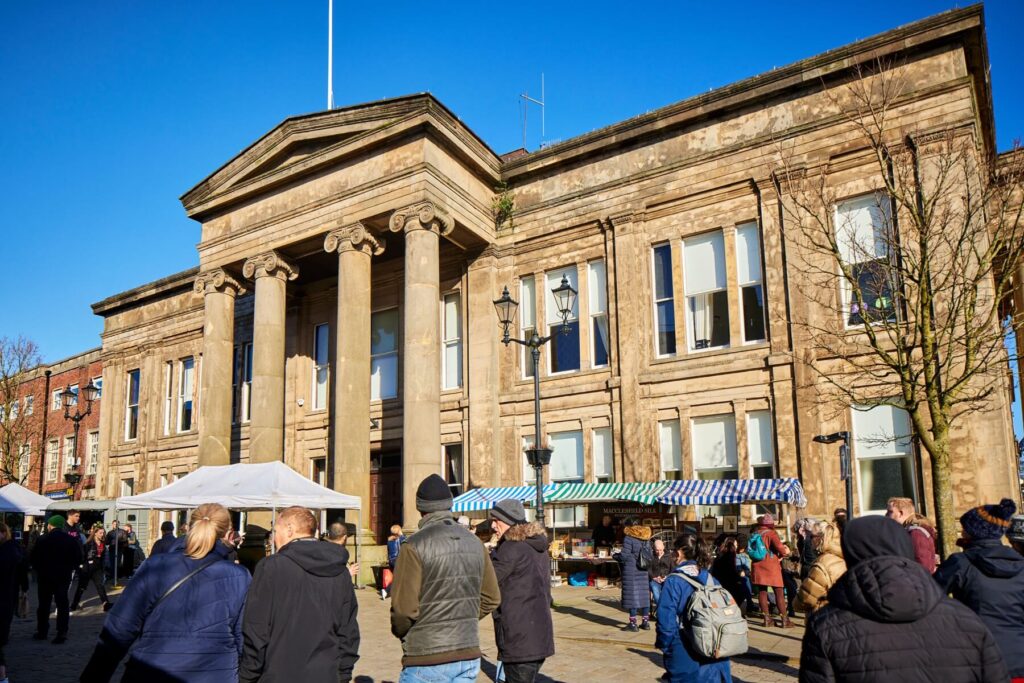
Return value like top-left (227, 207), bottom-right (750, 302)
top-left (885, 497), bottom-right (937, 573)
top-left (750, 514), bottom-right (793, 628)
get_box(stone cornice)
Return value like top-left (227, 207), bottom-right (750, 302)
top-left (242, 251), bottom-right (300, 281)
top-left (389, 200), bottom-right (454, 236)
top-left (324, 222), bottom-right (385, 257)
top-left (92, 267), bottom-right (199, 317)
top-left (193, 268), bottom-right (245, 297)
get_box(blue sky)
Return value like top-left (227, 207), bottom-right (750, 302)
top-left (2, 1), bottom-right (1023, 430)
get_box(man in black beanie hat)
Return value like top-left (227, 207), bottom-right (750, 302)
top-left (390, 474), bottom-right (500, 682)
top-left (800, 516), bottom-right (1007, 683)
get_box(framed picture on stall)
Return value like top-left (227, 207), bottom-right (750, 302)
top-left (723, 516), bottom-right (738, 534)
top-left (701, 516), bottom-right (717, 534)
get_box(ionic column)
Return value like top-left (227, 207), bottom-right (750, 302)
top-left (242, 251), bottom-right (298, 463)
top-left (195, 269), bottom-right (245, 466)
top-left (390, 201), bottom-right (453, 527)
top-left (324, 223), bottom-right (384, 532)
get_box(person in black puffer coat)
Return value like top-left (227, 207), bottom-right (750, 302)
top-left (935, 498), bottom-right (1024, 680)
top-left (799, 515), bottom-right (1008, 683)
top-left (488, 499), bottom-right (554, 683)
top-left (615, 518), bottom-right (653, 632)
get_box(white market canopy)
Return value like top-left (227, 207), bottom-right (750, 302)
top-left (0, 482), bottom-right (53, 515)
top-left (116, 461), bottom-right (361, 511)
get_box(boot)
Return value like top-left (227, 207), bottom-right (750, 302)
top-left (780, 615), bottom-right (795, 629)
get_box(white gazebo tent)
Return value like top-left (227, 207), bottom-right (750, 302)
top-left (116, 461), bottom-right (363, 561)
top-left (0, 482), bottom-right (53, 516)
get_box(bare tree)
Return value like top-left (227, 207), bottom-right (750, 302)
top-left (0, 336), bottom-right (43, 485)
top-left (774, 61), bottom-right (1024, 556)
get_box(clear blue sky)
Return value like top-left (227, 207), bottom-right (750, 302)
top-left (2, 1), bottom-right (1022, 430)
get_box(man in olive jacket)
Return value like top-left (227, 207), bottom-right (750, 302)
top-left (391, 474), bottom-right (500, 682)
top-left (489, 499), bottom-right (554, 683)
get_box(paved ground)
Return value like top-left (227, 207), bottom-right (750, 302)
top-left (8, 582), bottom-right (801, 682)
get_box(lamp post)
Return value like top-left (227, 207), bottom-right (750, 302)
top-left (61, 380), bottom-right (99, 497)
top-left (813, 431), bottom-right (853, 519)
top-left (494, 276), bottom-right (578, 520)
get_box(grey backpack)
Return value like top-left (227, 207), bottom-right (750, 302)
top-left (670, 571), bottom-right (748, 659)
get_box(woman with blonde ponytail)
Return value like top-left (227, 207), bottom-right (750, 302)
top-left (81, 504), bottom-right (251, 683)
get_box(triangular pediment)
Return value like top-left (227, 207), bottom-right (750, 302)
top-left (181, 94), bottom-right (496, 218)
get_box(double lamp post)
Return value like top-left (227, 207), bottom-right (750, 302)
top-left (60, 380), bottom-right (100, 495)
top-left (493, 275), bottom-right (578, 520)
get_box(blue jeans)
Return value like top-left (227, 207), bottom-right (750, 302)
top-left (650, 579), bottom-right (663, 607)
top-left (399, 658), bottom-right (481, 682)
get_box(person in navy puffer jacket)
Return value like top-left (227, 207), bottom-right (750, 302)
top-left (935, 498), bottom-right (1024, 681)
top-left (80, 503), bottom-right (251, 683)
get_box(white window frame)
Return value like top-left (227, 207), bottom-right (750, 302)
top-left (548, 430), bottom-right (585, 528)
top-left (233, 342), bottom-right (253, 424)
top-left (651, 243), bottom-right (676, 357)
top-left (588, 260), bottom-right (610, 368)
top-left (125, 369), bottom-right (140, 441)
top-left (545, 267), bottom-right (581, 376)
top-left (87, 430), bottom-right (99, 476)
top-left (120, 478), bottom-right (134, 497)
top-left (310, 457), bottom-right (327, 487)
top-left (683, 230), bottom-right (730, 352)
top-left (443, 443), bottom-right (465, 496)
top-left (8, 400), bottom-right (17, 422)
top-left (659, 419), bottom-right (682, 480)
top-left (24, 395), bottom-right (33, 416)
top-left (177, 357), bottom-right (195, 433)
top-left (312, 323), bottom-right (330, 411)
top-left (51, 389), bottom-right (62, 411)
top-left (18, 443), bottom-right (30, 482)
top-left (63, 435), bottom-right (77, 473)
top-left (835, 193), bottom-right (896, 329)
top-left (370, 307), bottom-right (399, 401)
top-left (851, 403), bottom-right (917, 515)
top-left (163, 361), bottom-right (173, 436)
top-left (92, 376), bottom-right (103, 400)
top-left (747, 410), bottom-right (776, 478)
top-left (736, 222), bottom-right (767, 344)
top-left (68, 384), bottom-right (79, 407)
top-left (520, 276), bottom-right (537, 379)
top-left (441, 293), bottom-right (463, 390)
top-left (592, 427), bottom-right (613, 483)
top-left (46, 439), bottom-right (59, 482)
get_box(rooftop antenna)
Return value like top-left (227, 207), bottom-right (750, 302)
top-left (327, 0), bottom-right (334, 109)
top-left (520, 73), bottom-right (545, 149)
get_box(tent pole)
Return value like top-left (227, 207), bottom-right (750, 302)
top-left (271, 506), bottom-right (277, 555)
top-left (355, 508), bottom-right (361, 588)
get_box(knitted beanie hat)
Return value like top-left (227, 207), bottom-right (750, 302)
top-left (490, 499), bottom-right (527, 527)
top-left (960, 498), bottom-right (1016, 541)
top-left (46, 515), bottom-right (66, 529)
top-left (415, 474), bottom-right (453, 514)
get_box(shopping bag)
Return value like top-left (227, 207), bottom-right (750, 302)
top-left (16, 590), bottom-right (28, 619)
top-left (382, 568), bottom-right (394, 590)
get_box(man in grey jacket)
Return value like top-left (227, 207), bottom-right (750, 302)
top-left (390, 474), bottom-right (500, 682)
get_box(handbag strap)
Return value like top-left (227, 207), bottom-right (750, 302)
top-left (143, 555), bottom-right (220, 626)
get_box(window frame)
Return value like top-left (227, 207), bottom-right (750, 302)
top-left (177, 357), bottom-right (195, 433)
top-left (51, 389), bottom-right (62, 412)
top-left (125, 369), bottom-right (140, 441)
top-left (592, 426), bottom-right (614, 483)
top-left (683, 230), bottom-right (731, 352)
top-left (24, 395), bottom-right (33, 416)
top-left (312, 322), bottom-right (330, 411)
top-left (46, 439), bottom-right (59, 482)
top-left (658, 418), bottom-right (682, 480)
top-left (651, 242), bottom-right (677, 358)
top-left (87, 430), bottom-right (99, 476)
top-left (233, 342), bottom-right (253, 424)
top-left (92, 376), bottom-right (103, 400)
top-left (545, 267), bottom-right (581, 376)
top-left (443, 443), bottom-right (465, 496)
top-left (370, 307), bottom-right (399, 401)
top-left (834, 193), bottom-right (898, 330)
top-left (735, 222), bottom-right (767, 344)
top-left (588, 259), bottom-right (610, 368)
top-left (63, 434), bottom-right (77, 473)
top-left (520, 276), bottom-right (537, 379)
top-left (851, 403), bottom-right (917, 515)
top-left (441, 293), bottom-right (463, 390)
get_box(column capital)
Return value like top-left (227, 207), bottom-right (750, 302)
top-left (242, 251), bottom-right (299, 282)
top-left (388, 200), bottom-right (454, 236)
top-left (194, 268), bottom-right (245, 297)
top-left (324, 222), bottom-right (385, 257)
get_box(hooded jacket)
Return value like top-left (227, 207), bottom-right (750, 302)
top-left (81, 540), bottom-right (250, 683)
top-left (617, 525), bottom-right (653, 610)
top-left (799, 516), bottom-right (1008, 683)
top-left (30, 528), bottom-right (82, 585)
top-left (239, 538), bottom-right (360, 683)
top-left (750, 525), bottom-right (787, 588)
top-left (796, 524), bottom-right (846, 612)
top-left (491, 521), bottom-right (554, 664)
top-left (934, 538), bottom-right (1024, 677)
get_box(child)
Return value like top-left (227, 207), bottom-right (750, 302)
top-left (383, 524), bottom-right (405, 599)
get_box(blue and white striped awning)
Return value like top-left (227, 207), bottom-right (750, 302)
top-left (451, 485), bottom-right (558, 512)
top-left (654, 478), bottom-right (807, 508)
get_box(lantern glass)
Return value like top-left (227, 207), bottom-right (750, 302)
top-left (493, 286), bottom-right (519, 328)
top-left (82, 380), bottom-right (100, 403)
top-left (551, 275), bottom-right (578, 324)
top-left (60, 387), bottom-right (76, 410)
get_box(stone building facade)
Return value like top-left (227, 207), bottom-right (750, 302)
top-left (91, 7), bottom-right (1019, 546)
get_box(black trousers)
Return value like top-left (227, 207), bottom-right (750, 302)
top-left (36, 578), bottom-right (71, 637)
top-left (503, 660), bottom-right (545, 683)
top-left (72, 568), bottom-right (108, 607)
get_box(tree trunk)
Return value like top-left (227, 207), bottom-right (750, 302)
top-left (928, 438), bottom-right (959, 559)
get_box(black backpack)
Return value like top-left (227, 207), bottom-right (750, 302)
top-left (636, 541), bottom-right (654, 571)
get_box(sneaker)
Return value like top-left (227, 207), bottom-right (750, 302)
top-left (52, 635), bottom-right (67, 645)
top-left (639, 620), bottom-right (651, 631)
top-left (626, 622), bottom-right (639, 633)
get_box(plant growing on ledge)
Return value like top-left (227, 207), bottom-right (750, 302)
top-left (493, 181), bottom-right (515, 231)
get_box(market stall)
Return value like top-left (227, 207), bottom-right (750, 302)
top-left (653, 477), bottom-right (808, 538)
top-left (0, 482), bottom-right (52, 516)
top-left (450, 484), bottom-right (557, 512)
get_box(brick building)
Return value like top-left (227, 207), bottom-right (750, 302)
top-left (90, 7), bottom-right (1020, 558)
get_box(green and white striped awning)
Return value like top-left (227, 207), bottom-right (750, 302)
top-left (543, 482), bottom-right (667, 506)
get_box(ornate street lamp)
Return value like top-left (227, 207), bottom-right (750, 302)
top-left (494, 276), bottom-right (577, 519)
top-left (61, 379), bottom-right (99, 492)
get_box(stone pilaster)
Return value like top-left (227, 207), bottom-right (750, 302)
top-left (242, 251), bottom-right (298, 463)
top-left (324, 222), bottom-right (384, 533)
top-left (389, 201), bottom-right (453, 528)
top-left (466, 247), bottom-right (501, 489)
top-left (195, 269), bottom-right (245, 466)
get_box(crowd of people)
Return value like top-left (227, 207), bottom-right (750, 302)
top-left (0, 486), bottom-right (1020, 682)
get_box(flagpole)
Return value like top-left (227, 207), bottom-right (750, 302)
top-left (327, 0), bottom-right (334, 110)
